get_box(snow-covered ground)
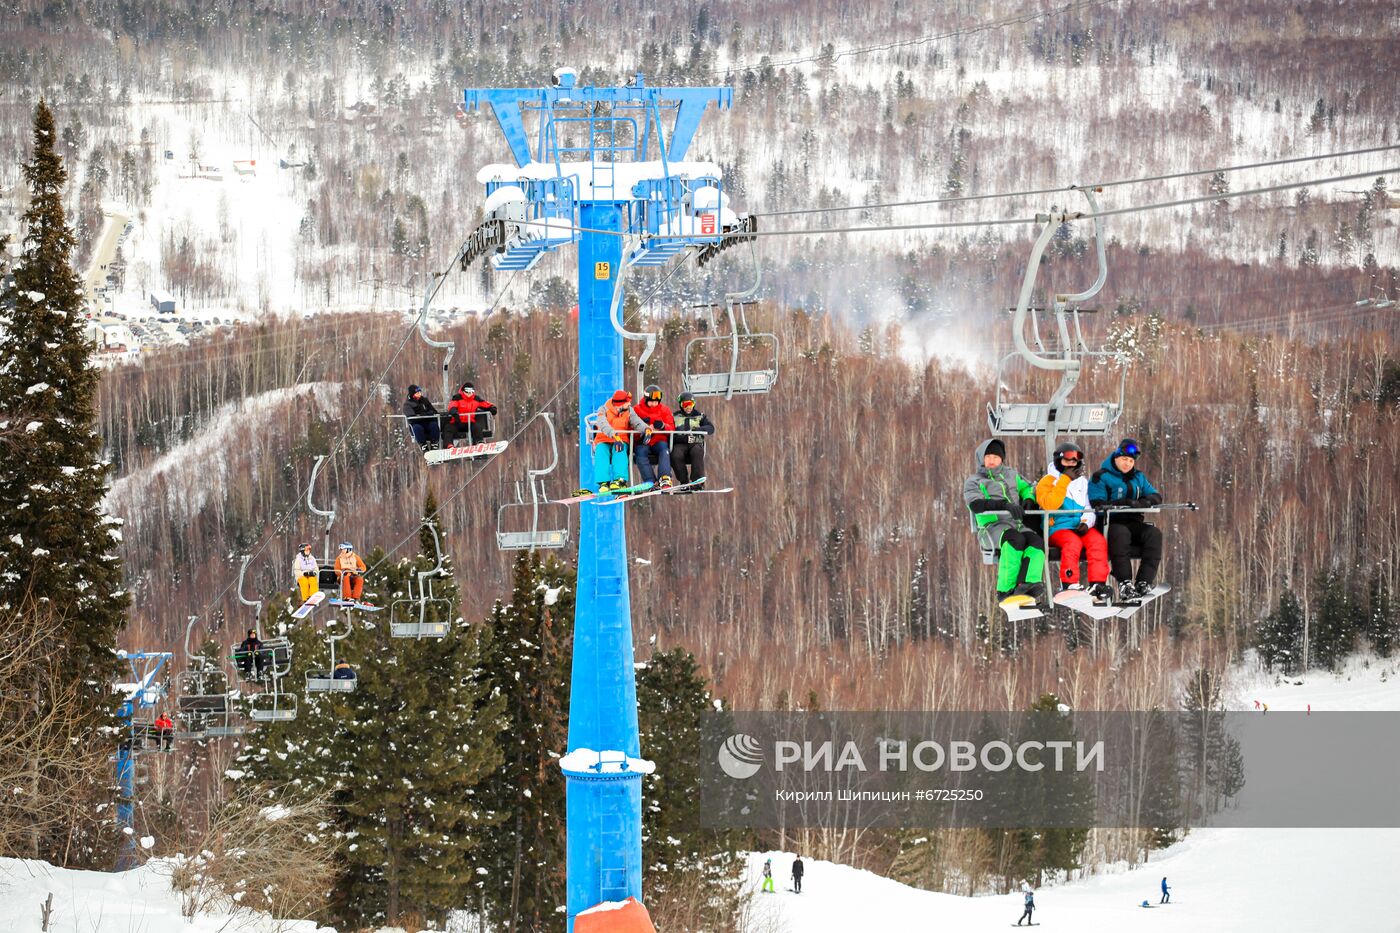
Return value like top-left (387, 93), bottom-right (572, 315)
top-left (743, 656), bottom-right (1400, 933)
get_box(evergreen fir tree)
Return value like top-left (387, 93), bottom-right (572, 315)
top-left (473, 551), bottom-right (573, 931)
top-left (236, 508), bottom-right (506, 929)
top-left (636, 647), bottom-right (743, 925)
top-left (1365, 572), bottom-right (1396, 658)
top-left (1178, 669), bottom-right (1245, 822)
top-left (1310, 570), bottom-right (1357, 671)
top-left (0, 100), bottom-right (128, 861)
top-left (1256, 589), bottom-right (1304, 673)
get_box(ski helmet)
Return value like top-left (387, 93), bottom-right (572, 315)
top-left (1053, 441), bottom-right (1083, 470)
top-left (678, 391), bottom-right (696, 406)
top-left (644, 383), bottom-right (662, 401)
top-left (460, 382), bottom-right (475, 396)
top-left (1114, 438), bottom-right (1142, 459)
top-left (339, 541), bottom-right (353, 550)
top-left (298, 542), bottom-right (311, 551)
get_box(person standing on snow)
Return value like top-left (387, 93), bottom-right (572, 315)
top-left (1017, 886), bottom-right (1035, 925)
top-left (1087, 437), bottom-right (1165, 601)
top-left (671, 392), bottom-right (715, 490)
top-left (581, 390), bottom-right (651, 495)
top-left (761, 857), bottom-right (775, 893)
top-left (402, 384), bottom-right (442, 450)
top-left (335, 542), bottom-right (368, 603)
top-left (964, 439), bottom-right (1047, 603)
top-left (1161, 876), bottom-right (1170, 904)
top-left (293, 543), bottom-right (319, 603)
top-left (444, 382), bottom-right (498, 447)
top-left (1035, 442), bottom-right (1113, 601)
top-left (791, 855), bottom-right (805, 893)
top-left (633, 384), bottom-right (676, 488)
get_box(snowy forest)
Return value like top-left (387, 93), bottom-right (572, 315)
top-left (1, 1), bottom-right (1398, 931)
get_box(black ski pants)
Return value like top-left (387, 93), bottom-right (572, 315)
top-left (792, 873), bottom-right (802, 893)
top-left (1106, 520), bottom-right (1163, 585)
top-left (444, 415), bottom-right (489, 447)
top-left (1017, 906), bottom-right (1034, 925)
top-left (672, 441), bottom-right (706, 486)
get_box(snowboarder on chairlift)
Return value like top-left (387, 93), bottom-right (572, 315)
top-left (964, 439), bottom-right (1047, 603)
top-left (581, 390), bottom-right (651, 495)
top-left (671, 392), bottom-right (715, 491)
top-left (444, 382), bottom-right (498, 448)
top-left (153, 712), bottom-right (174, 750)
top-left (402, 384), bottom-right (442, 451)
top-left (293, 543), bottom-right (319, 602)
top-left (335, 542), bottom-right (368, 603)
top-left (633, 384), bottom-right (676, 488)
top-left (333, 660), bottom-right (357, 681)
top-left (1087, 437), bottom-right (1165, 601)
top-left (1017, 887), bottom-right (1035, 925)
top-left (236, 628), bottom-right (266, 679)
top-left (1035, 442), bottom-right (1113, 601)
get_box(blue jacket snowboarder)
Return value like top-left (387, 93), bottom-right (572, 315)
top-left (1017, 888), bottom-right (1035, 925)
top-left (1087, 437), bottom-right (1165, 601)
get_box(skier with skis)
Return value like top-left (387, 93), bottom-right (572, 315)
top-left (761, 857), bottom-right (775, 893)
top-left (402, 384), bottom-right (442, 451)
top-left (1160, 876), bottom-right (1170, 904)
top-left (633, 384), bottom-right (676, 488)
top-left (582, 390), bottom-right (651, 494)
top-left (1035, 442), bottom-right (1113, 601)
top-left (444, 382), bottom-right (498, 447)
top-left (791, 855), bottom-right (805, 893)
top-left (1087, 438), bottom-right (1165, 601)
top-left (671, 392), bottom-right (715, 490)
top-left (964, 439), bottom-right (1047, 604)
top-left (1017, 886), bottom-right (1035, 925)
top-left (335, 542), bottom-right (368, 603)
top-left (293, 543), bottom-right (319, 603)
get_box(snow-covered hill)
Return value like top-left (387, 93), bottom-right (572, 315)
top-left (743, 656), bottom-right (1400, 933)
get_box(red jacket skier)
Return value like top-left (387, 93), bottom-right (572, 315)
top-left (445, 382), bottom-right (498, 446)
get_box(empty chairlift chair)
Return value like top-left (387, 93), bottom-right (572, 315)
top-left (497, 412), bottom-right (570, 551)
top-left (390, 521), bottom-right (453, 639)
top-left (305, 615), bottom-right (357, 694)
top-left (682, 247), bottom-right (776, 399)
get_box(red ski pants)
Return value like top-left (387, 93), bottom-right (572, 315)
top-left (341, 572), bottom-right (364, 600)
top-left (1050, 528), bottom-right (1109, 585)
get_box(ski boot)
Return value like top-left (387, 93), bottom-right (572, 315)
top-left (1089, 582), bottom-right (1114, 604)
top-left (1116, 580), bottom-right (1143, 603)
top-left (658, 475), bottom-right (674, 489)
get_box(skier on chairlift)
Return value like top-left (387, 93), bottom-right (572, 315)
top-left (1087, 438), bottom-right (1165, 601)
top-left (333, 660), bottom-right (357, 681)
top-left (444, 382), bottom-right (498, 448)
top-left (964, 439), bottom-right (1047, 604)
top-left (633, 384), bottom-right (676, 488)
top-left (671, 391), bottom-right (715, 491)
top-left (402, 384), bottom-right (442, 451)
top-left (236, 628), bottom-right (266, 679)
top-left (293, 543), bottom-right (319, 603)
top-left (1035, 442), bottom-right (1113, 601)
top-left (580, 390), bottom-right (652, 495)
top-left (335, 542), bottom-right (369, 604)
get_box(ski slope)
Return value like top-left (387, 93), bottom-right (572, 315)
top-left (743, 657), bottom-right (1400, 933)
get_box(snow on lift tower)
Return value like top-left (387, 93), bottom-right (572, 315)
top-left (497, 410), bottom-right (571, 551)
top-left (462, 66), bottom-right (743, 932)
top-left (388, 519), bottom-right (453, 639)
top-left (987, 186), bottom-right (1127, 461)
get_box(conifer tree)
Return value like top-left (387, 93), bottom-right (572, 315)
top-left (1310, 571), bottom-right (1357, 671)
top-left (236, 516), bottom-right (506, 929)
top-left (1256, 589), bottom-right (1304, 673)
top-left (1364, 572), bottom-right (1396, 658)
top-left (473, 551), bottom-right (573, 931)
top-left (0, 100), bottom-right (128, 863)
top-left (1178, 668), bottom-right (1245, 822)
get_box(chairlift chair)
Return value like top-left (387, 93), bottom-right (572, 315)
top-left (305, 613), bottom-right (357, 694)
top-left (986, 186), bottom-right (1126, 460)
top-left (497, 412), bottom-right (570, 551)
top-left (681, 240), bottom-right (777, 399)
top-left (389, 521), bottom-right (453, 638)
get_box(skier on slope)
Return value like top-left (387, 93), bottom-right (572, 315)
top-left (633, 384), bottom-right (676, 488)
top-left (1161, 876), bottom-right (1170, 904)
top-left (580, 390), bottom-right (651, 495)
top-left (1016, 886), bottom-right (1035, 925)
top-left (964, 439), bottom-right (1047, 604)
top-left (293, 543), bottom-right (319, 603)
top-left (761, 857), bottom-right (775, 893)
top-left (402, 384), bottom-right (442, 451)
top-left (791, 855), bottom-right (805, 893)
top-left (335, 542), bottom-right (368, 603)
top-left (1087, 437), bottom-right (1165, 601)
top-left (1035, 442), bottom-right (1113, 601)
top-left (444, 382), bottom-right (498, 447)
top-left (671, 392), bottom-right (715, 490)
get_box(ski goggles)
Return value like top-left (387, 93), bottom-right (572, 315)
top-left (1115, 441), bottom-right (1141, 458)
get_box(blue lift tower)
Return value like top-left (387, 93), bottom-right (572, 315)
top-left (462, 69), bottom-right (741, 929)
top-left (115, 649), bottom-right (172, 869)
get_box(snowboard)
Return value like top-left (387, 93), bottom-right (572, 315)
top-left (290, 591), bottom-right (326, 619)
top-left (424, 440), bottom-right (508, 465)
top-left (1052, 587), bottom-right (1120, 620)
top-left (1000, 593), bottom-right (1043, 622)
top-left (327, 598), bottom-right (383, 612)
top-left (1116, 583), bottom-right (1172, 619)
top-left (596, 477), bottom-right (709, 504)
top-left (553, 481), bottom-right (654, 505)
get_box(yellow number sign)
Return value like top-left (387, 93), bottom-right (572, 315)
top-left (594, 261), bottom-right (611, 280)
